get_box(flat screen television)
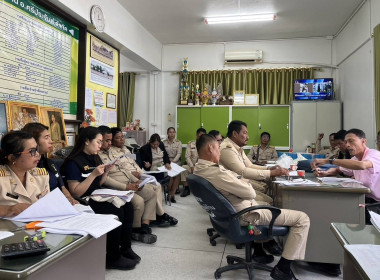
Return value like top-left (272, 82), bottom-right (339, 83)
top-left (294, 78), bottom-right (333, 100)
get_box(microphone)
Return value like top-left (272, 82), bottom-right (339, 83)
top-left (50, 163), bottom-right (65, 187)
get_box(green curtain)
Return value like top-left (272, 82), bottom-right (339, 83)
top-left (375, 24), bottom-right (380, 134)
top-left (118, 72), bottom-right (135, 127)
top-left (182, 68), bottom-right (313, 104)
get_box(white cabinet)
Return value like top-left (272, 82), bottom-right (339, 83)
top-left (292, 101), bottom-right (341, 152)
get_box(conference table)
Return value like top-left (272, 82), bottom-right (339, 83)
top-left (273, 174), bottom-right (370, 263)
top-left (0, 219), bottom-right (106, 280)
top-left (331, 223), bottom-right (380, 280)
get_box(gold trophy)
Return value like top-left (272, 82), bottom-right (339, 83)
top-left (201, 86), bottom-right (210, 106)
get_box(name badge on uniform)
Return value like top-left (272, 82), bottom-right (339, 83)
top-left (6, 192), bottom-right (19, 199)
top-left (81, 173), bottom-right (91, 178)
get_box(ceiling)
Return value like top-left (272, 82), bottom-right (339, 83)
top-left (117, 0), bottom-right (364, 44)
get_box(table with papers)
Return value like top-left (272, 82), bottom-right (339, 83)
top-left (331, 223), bottom-right (380, 280)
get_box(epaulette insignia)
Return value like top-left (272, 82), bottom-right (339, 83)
top-left (188, 140), bottom-right (193, 144)
top-left (0, 167), bottom-right (8, 177)
top-left (84, 165), bottom-right (90, 171)
top-left (34, 168), bottom-right (48, 176)
top-left (226, 143), bottom-right (233, 148)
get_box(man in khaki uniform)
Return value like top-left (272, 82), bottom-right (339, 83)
top-left (316, 133), bottom-right (339, 158)
top-left (194, 134), bottom-right (310, 280)
top-left (247, 132), bottom-right (278, 164)
top-left (101, 126), bottom-right (177, 227)
top-left (98, 126), bottom-right (158, 243)
top-left (219, 121), bottom-right (288, 205)
top-left (181, 127), bottom-right (206, 197)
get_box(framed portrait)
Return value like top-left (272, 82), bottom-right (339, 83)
top-left (233, 90), bottom-right (245, 105)
top-left (39, 107), bottom-right (68, 153)
top-left (8, 102), bottom-right (40, 131)
top-left (106, 93), bottom-right (116, 109)
top-left (0, 101), bottom-right (10, 145)
top-left (245, 94), bottom-right (259, 105)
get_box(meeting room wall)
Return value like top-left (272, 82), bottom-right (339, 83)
top-left (333, 0), bottom-right (377, 148)
top-left (159, 37), bottom-right (334, 136)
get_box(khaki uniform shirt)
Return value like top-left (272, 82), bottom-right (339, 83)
top-left (0, 165), bottom-right (49, 206)
top-left (185, 140), bottom-right (198, 168)
top-left (316, 139), bottom-right (339, 159)
top-left (99, 147), bottom-right (139, 190)
top-left (247, 145), bottom-right (278, 163)
top-left (219, 138), bottom-right (270, 181)
top-left (194, 159), bottom-right (258, 213)
top-left (163, 139), bottom-right (182, 165)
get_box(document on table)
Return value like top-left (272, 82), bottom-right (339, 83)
top-left (344, 244), bottom-right (380, 279)
top-left (91, 189), bottom-right (134, 202)
top-left (273, 178), bottom-right (320, 186)
top-left (318, 177), bottom-right (361, 184)
top-left (157, 162), bottom-right (186, 177)
top-left (11, 188), bottom-right (79, 222)
top-left (0, 231), bottom-right (14, 241)
top-left (369, 211), bottom-right (380, 233)
top-left (38, 212), bottom-right (121, 238)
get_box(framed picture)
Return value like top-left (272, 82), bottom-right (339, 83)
top-left (8, 102), bottom-right (40, 131)
top-left (0, 101), bottom-right (9, 145)
top-left (106, 93), bottom-right (116, 109)
top-left (233, 90), bottom-right (245, 105)
top-left (39, 107), bottom-right (68, 153)
top-left (245, 94), bottom-right (259, 105)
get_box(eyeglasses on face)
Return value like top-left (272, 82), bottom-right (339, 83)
top-left (18, 148), bottom-right (39, 157)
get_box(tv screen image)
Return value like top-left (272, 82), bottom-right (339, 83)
top-left (294, 79), bottom-right (333, 100)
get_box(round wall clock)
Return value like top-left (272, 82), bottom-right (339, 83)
top-left (90, 5), bottom-right (105, 32)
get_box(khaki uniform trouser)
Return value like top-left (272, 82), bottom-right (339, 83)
top-left (131, 184), bottom-right (157, 228)
top-left (153, 182), bottom-right (165, 216)
top-left (250, 180), bottom-right (273, 205)
top-left (181, 165), bottom-right (193, 183)
top-left (244, 209), bottom-right (310, 260)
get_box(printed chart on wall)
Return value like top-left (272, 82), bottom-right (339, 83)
top-left (0, 0), bottom-right (79, 114)
top-left (86, 33), bottom-right (118, 127)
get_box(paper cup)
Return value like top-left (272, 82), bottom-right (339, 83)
top-left (290, 164), bottom-right (298, 171)
top-left (297, 170), bottom-right (306, 177)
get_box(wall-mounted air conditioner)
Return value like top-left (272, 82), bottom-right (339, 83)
top-left (224, 50), bottom-right (263, 64)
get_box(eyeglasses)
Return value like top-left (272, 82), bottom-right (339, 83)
top-left (216, 139), bottom-right (223, 143)
top-left (18, 148), bottom-right (39, 157)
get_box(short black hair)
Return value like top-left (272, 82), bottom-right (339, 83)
top-left (208, 130), bottom-right (220, 138)
top-left (110, 127), bottom-right (122, 137)
top-left (334, 130), bottom-right (346, 141)
top-left (227, 120), bottom-right (247, 138)
top-left (149, 133), bottom-right (161, 143)
top-left (261, 132), bottom-right (270, 139)
top-left (329, 133), bottom-right (336, 138)
top-left (196, 128), bottom-right (207, 135)
top-left (0, 131), bottom-right (34, 165)
top-left (167, 127), bottom-right (176, 134)
top-left (346, 129), bottom-right (366, 139)
top-left (98, 125), bottom-right (112, 136)
top-left (196, 134), bottom-right (216, 152)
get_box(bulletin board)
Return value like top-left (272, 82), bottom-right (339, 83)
top-left (85, 33), bottom-right (119, 127)
top-left (0, 0), bottom-right (79, 114)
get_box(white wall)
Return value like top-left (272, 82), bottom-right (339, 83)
top-left (333, 0), bottom-right (378, 148)
top-left (160, 37), bottom-right (334, 134)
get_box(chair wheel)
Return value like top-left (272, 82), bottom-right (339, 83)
top-left (207, 229), bottom-right (214, 236)
top-left (210, 239), bottom-right (217, 246)
top-left (226, 256), bottom-right (234, 264)
top-left (214, 271), bottom-right (221, 279)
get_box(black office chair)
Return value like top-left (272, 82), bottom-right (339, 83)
top-left (187, 174), bottom-right (289, 280)
top-left (135, 151), bottom-right (171, 205)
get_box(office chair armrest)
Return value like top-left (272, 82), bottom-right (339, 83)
top-left (232, 206), bottom-right (282, 236)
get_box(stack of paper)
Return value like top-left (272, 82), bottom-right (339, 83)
top-left (157, 162), bottom-right (186, 177)
top-left (369, 211), bottom-right (380, 233)
top-left (273, 178), bottom-right (320, 186)
top-left (140, 174), bottom-right (158, 186)
top-left (345, 244), bottom-right (380, 279)
top-left (318, 177), bottom-right (361, 184)
top-left (91, 189), bottom-right (134, 202)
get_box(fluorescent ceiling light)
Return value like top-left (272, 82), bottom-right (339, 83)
top-left (205, 14), bottom-right (276, 24)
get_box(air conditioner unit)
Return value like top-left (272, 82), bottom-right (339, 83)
top-left (224, 50), bottom-right (263, 64)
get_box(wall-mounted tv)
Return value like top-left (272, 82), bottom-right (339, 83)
top-left (294, 79), bottom-right (333, 100)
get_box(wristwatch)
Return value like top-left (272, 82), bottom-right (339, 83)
top-left (329, 158), bottom-right (335, 164)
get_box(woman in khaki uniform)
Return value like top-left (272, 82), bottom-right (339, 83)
top-left (163, 127), bottom-right (182, 201)
top-left (0, 131), bottom-right (49, 216)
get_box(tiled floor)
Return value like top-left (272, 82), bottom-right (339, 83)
top-left (106, 193), bottom-right (343, 280)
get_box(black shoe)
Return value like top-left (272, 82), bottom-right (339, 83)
top-left (270, 265), bottom-right (298, 280)
top-left (175, 187), bottom-right (180, 194)
top-left (131, 232), bottom-right (157, 244)
top-left (122, 248), bottom-right (141, 263)
top-left (106, 256), bottom-right (137, 270)
top-left (263, 240), bottom-right (283, 256)
top-left (306, 262), bottom-right (341, 276)
top-left (140, 223), bottom-right (152, 234)
top-left (167, 194), bottom-right (176, 203)
top-left (180, 187), bottom-right (190, 197)
top-left (150, 218), bottom-right (171, 227)
top-left (252, 253), bottom-right (274, 264)
top-left (162, 213), bottom-right (178, 226)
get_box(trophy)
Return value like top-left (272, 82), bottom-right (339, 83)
top-left (210, 83), bottom-right (221, 105)
top-left (180, 58), bottom-right (189, 105)
top-left (201, 85), bottom-right (211, 106)
top-left (195, 84), bottom-right (200, 106)
top-left (188, 84), bottom-right (195, 105)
